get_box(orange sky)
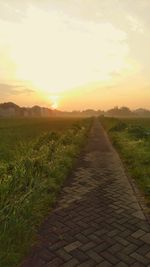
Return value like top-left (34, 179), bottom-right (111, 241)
top-left (0, 0), bottom-right (150, 110)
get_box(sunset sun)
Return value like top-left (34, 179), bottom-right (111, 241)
top-left (50, 95), bottom-right (59, 110)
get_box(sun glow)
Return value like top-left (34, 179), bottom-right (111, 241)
top-left (0, 1), bottom-right (146, 110)
top-left (0, 6), bottom-right (134, 96)
top-left (50, 95), bottom-right (59, 110)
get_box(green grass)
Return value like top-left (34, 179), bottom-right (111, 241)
top-left (0, 117), bottom-right (81, 162)
top-left (0, 117), bottom-right (92, 267)
top-left (100, 117), bottom-right (150, 205)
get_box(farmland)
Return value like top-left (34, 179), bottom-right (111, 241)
top-left (100, 117), bottom-right (150, 206)
top-left (0, 117), bottom-right (82, 163)
top-left (0, 117), bottom-right (91, 267)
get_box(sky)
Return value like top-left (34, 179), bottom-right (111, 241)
top-left (0, 0), bottom-right (150, 111)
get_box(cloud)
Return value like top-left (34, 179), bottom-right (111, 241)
top-left (127, 15), bottom-right (144, 33)
top-left (0, 1), bottom-right (29, 22)
top-left (110, 71), bottom-right (121, 77)
top-left (0, 83), bottom-right (34, 95)
top-left (21, 88), bottom-right (35, 94)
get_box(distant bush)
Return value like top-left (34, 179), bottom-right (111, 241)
top-left (109, 121), bottom-right (127, 132)
top-left (127, 125), bottom-right (147, 139)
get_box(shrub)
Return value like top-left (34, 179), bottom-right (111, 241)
top-left (109, 121), bottom-right (127, 132)
top-left (127, 125), bottom-right (147, 139)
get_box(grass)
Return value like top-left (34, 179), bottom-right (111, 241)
top-left (0, 117), bottom-right (92, 267)
top-left (0, 117), bottom-right (81, 162)
top-left (100, 117), bottom-right (150, 206)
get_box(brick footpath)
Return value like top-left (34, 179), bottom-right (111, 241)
top-left (22, 120), bottom-right (150, 267)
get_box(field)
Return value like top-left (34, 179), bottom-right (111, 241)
top-left (0, 117), bottom-right (91, 267)
top-left (100, 117), bottom-right (150, 206)
top-left (0, 117), bottom-right (82, 163)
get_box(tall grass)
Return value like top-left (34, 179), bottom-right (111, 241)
top-left (0, 118), bottom-right (91, 267)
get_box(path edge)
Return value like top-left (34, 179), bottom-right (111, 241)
top-left (100, 123), bottom-right (150, 225)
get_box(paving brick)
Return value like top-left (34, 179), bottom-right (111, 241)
top-left (75, 233), bottom-right (89, 244)
top-left (77, 220), bottom-right (89, 228)
top-left (111, 222), bottom-right (126, 232)
top-left (88, 234), bottom-right (103, 244)
top-left (122, 221), bottom-right (137, 231)
top-left (82, 227), bottom-right (96, 236)
top-left (116, 262), bottom-right (128, 267)
top-left (62, 233), bottom-right (75, 243)
top-left (49, 240), bottom-right (67, 251)
top-left (132, 229), bottom-right (146, 239)
top-left (70, 249), bottom-right (89, 262)
top-left (62, 258), bottom-right (79, 267)
top-left (114, 236), bottom-right (130, 247)
top-left (116, 252), bottom-right (135, 265)
top-left (39, 249), bottom-right (55, 262)
top-left (132, 262), bottom-right (145, 267)
top-left (94, 242), bottom-right (111, 253)
top-left (96, 260), bottom-right (112, 267)
top-left (101, 251), bottom-right (120, 264)
top-left (136, 244), bottom-right (150, 255)
top-left (80, 242), bottom-right (96, 252)
top-left (78, 259), bottom-right (96, 267)
top-left (64, 241), bottom-right (81, 252)
top-left (127, 236), bottom-right (144, 246)
top-left (146, 251), bottom-right (150, 259)
top-left (95, 229), bottom-right (108, 237)
top-left (55, 248), bottom-right (72, 261)
top-left (118, 217), bottom-right (129, 225)
top-left (86, 250), bottom-right (103, 263)
top-left (108, 243), bottom-right (124, 254)
top-left (100, 236), bottom-right (115, 246)
top-left (119, 229), bottom-right (132, 238)
top-left (131, 252), bottom-right (150, 265)
top-left (140, 233), bottom-right (150, 244)
top-left (107, 229), bottom-right (119, 237)
top-left (138, 222), bottom-right (150, 232)
top-left (122, 244), bottom-right (137, 255)
top-left (46, 258), bottom-right (64, 267)
top-left (46, 233), bottom-right (60, 243)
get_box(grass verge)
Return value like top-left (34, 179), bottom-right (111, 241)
top-left (100, 117), bottom-right (150, 207)
top-left (0, 118), bottom-right (92, 267)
